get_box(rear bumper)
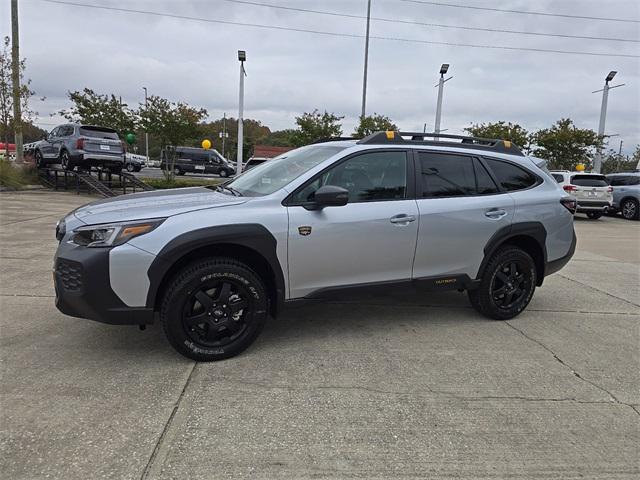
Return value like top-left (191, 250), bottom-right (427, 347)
top-left (576, 200), bottom-right (610, 212)
top-left (544, 230), bottom-right (576, 277)
top-left (71, 152), bottom-right (125, 166)
top-left (54, 240), bottom-right (154, 325)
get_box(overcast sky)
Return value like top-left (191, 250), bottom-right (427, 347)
top-left (2, 0), bottom-right (639, 153)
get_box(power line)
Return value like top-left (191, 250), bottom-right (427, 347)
top-left (220, 0), bottom-right (639, 43)
top-left (399, 0), bottom-right (640, 24)
top-left (40, 0), bottom-right (640, 58)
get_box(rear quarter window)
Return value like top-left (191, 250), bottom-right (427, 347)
top-left (79, 127), bottom-right (119, 140)
top-left (484, 158), bottom-right (538, 191)
top-left (570, 175), bottom-right (608, 187)
top-left (552, 173), bottom-right (564, 183)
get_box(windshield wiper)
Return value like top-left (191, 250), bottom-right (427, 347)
top-left (215, 184), bottom-right (242, 197)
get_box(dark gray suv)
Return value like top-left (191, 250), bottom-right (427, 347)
top-left (33, 124), bottom-right (125, 171)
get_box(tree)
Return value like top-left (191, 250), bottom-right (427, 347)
top-left (354, 113), bottom-right (397, 139)
top-left (261, 129), bottom-right (297, 147)
top-left (600, 148), bottom-right (638, 174)
top-left (531, 118), bottom-right (602, 170)
top-left (60, 88), bottom-right (136, 136)
top-left (137, 95), bottom-right (207, 179)
top-left (292, 109), bottom-right (343, 147)
top-left (200, 117), bottom-right (271, 162)
top-left (0, 36), bottom-right (39, 159)
top-left (465, 121), bottom-right (531, 151)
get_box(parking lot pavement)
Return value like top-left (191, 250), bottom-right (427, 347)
top-left (1, 191), bottom-right (638, 480)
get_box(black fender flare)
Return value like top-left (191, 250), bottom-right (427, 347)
top-left (146, 223), bottom-right (286, 314)
top-left (477, 222), bottom-right (547, 286)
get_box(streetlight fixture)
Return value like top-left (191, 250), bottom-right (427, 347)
top-left (142, 87), bottom-right (149, 162)
top-left (592, 70), bottom-right (625, 173)
top-left (237, 50), bottom-right (246, 174)
top-left (434, 63), bottom-right (453, 136)
top-left (361, 0), bottom-right (372, 119)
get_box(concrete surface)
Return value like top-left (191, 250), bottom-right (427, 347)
top-left (1, 191), bottom-right (638, 479)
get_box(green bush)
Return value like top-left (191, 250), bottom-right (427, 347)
top-left (0, 160), bottom-right (39, 190)
top-left (143, 177), bottom-right (222, 189)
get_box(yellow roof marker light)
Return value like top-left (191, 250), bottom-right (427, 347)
top-left (503, 140), bottom-right (512, 149)
top-left (385, 130), bottom-right (395, 140)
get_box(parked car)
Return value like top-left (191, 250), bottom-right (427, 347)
top-left (124, 153), bottom-right (147, 172)
top-left (606, 172), bottom-right (639, 220)
top-left (160, 146), bottom-right (235, 177)
top-left (33, 124), bottom-right (125, 172)
top-left (53, 131), bottom-right (576, 361)
top-left (244, 157), bottom-right (268, 171)
top-left (550, 170), bottom-right (612, 219)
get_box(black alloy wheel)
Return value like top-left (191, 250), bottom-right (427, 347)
top-left (621, 199), bottom-right (639, 220)
top-left (161, 257), bottom-right (268, 361)
top-left (60, 150), bottom-right (72, 171)
top-left (35, 150), bottom-right (44, 168)
top-left (468, 246), bottom-right (536, 320)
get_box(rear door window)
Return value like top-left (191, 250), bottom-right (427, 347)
top-left (608, 175), bottom-right (639, 186)
top-left (552, 173), bottom-right (564, 183)
top-left (570, 175), bottom-right (608, 187)
top-left (484, 158), bottom-right (538, 191)
top-left (419, 152), bottom-right (499, 197)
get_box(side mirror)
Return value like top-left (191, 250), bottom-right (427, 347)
top-left (304, 185), bottom-right (349, 210)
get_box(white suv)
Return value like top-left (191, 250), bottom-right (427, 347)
top-left (550, 171), bottom-right (612, 219)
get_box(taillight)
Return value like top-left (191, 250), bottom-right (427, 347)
top-left (560, 197), bottom-right (577, 214)
top-left (607, 186), bottom-right (613, 193)
top-left (76, 138), bottom-right (84, 150)
top-left (563, 185), bottom-right (577, 192)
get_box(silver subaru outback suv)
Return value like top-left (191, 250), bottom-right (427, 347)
top-left (53, 131), bottom-right (577, 361)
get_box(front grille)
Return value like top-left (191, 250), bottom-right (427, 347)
top-left (55, 259), bottom-right (83, 291)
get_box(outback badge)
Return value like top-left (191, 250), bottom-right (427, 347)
top-left (298, 226), bottom-right (312, 236)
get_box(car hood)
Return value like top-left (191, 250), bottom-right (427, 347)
top-left (72, 187), bottom-right (248, 225)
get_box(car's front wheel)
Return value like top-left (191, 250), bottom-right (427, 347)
top-left (621, 198), bottom-right (639, 220)
top-left (468, 246), bottom-right (536, 320)
top-left (161, 257), bottom-right (268, 361)
top-left (34, 150), bottom-right (44, 168)
top-left (219, 169), bottom-right (228, 178)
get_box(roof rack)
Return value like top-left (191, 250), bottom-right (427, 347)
top-left (357, 131), bottom-right (524, 156)
top-left (312, 137), bottom-right (357, 144)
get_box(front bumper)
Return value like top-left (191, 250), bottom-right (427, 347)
top-left (54, 240), bottom-right (154, 325)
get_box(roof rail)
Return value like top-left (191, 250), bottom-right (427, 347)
top-left (312, 137), bottom-right (357, 144)
top-left (357, 131), bottom-right (524, 156)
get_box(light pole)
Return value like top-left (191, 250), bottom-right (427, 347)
top-left (237, 51), bottom-right (246, 175)
top-left (219, 112), bottom-right (229, 159)
top-left (434, 63), bottom-right (452, 136)
top-left (361, 0), bottom-right (372, 119)
top-left (592, 71), bottom-right (625, 173)
top-left (142, 87), bottom-right (149, 162)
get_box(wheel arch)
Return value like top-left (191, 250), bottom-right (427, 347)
top-left (478, 222), bottom-right (547, 287)
top-left (146, 224), bottom-right (285, 318)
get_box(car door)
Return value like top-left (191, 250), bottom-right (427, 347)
top-left (42, 128), bottom-right (58, 158)
top-left (413, 151), bottom-right (515, 280)
top-left (54, 125), bottom-right (71, 158)
top-left (206, 154), bottom-right (221, 174)
top-left (286, 150), bottom-right (419, 298)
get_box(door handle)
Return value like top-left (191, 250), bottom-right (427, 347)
top-left (485, 208), bottom-right (508, 220)
top-left (390, 214), bottom-right (416, 224)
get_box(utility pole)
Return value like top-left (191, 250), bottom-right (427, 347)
top-left (360, 0), bottom-right (372, 119)
top-left (434, 64), bottom-right (452, 136)
top-left (592, 71), bottom-right (625, 173)
top-left (11, 0), bottom-right (23, 164)
top-left (237, 51), bottom-right (246, 175)
top-left (143, 87), bottom-right (149, 161)
top-left (221, 112), bottom-right (227, 158)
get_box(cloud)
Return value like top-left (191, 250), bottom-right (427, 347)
top-left (2, 0), bottom-right (638, 152)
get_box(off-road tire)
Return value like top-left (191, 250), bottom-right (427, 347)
top-left (468, 246), bottom-right (536, 320)
top-left (161, 257), bottom-right (268, 361)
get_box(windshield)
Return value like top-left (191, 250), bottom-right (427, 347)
top-left (227, 144), bottom-right (349, 196)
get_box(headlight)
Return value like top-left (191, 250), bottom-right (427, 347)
top-left (71, 219), bottom-right (165, 248)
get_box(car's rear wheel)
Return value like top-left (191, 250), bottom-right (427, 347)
top-left (60, 150), bottom-right (73, 171)
top-left (468, 246), bottom-right (536, 320)
top-left (126, 163), bottom-right (134, 172)
top-left (34, 150), bottom-right (44, 168)
top-left (586, 212), bottom-right (603, 219)
top-left (621, 199), bottom-right (639, 220)
top-left (174, 167), bottom-right (183, 176)
top-left (161, 257), bottom-right (268, 361)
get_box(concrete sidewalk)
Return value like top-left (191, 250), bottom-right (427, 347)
top-left (1, 191), bottom-right (638, 479)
